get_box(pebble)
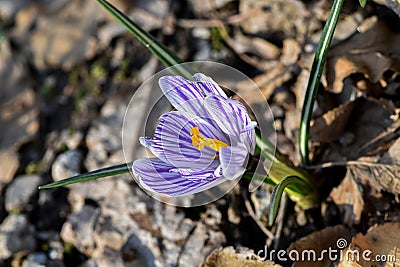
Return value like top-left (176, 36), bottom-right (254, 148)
top-left (51, 150), bottom-right (83, 181)
top-left (5, 174), bottom-right (41, 212)
top-left (61, 205), bottom-right (100, 255)
top-left (0, 214), bottom-right (36, 260)
top-left (23, 252), bottom-right (47, 267)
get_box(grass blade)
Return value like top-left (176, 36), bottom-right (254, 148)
top-left (38, 162), bottom-right (131, 189)
top-left (299, 0), bottom-right (344, 165)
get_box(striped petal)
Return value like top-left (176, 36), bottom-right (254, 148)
top-left (132, 158), bottom-right (225, 196)
top-left (194, 73), bottom-right (227, 98)
top-left (204, 95), bottom-right (256, 147)
top-left (159, 76), bottom-right (207, 116)
top-left (240, 122), bottom-right (257, 154)
top-left (142, 111), bottom-right (229, 170)
top-left (219, 143), bottom-right (248, 180)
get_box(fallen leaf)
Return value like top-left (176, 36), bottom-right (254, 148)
top-left (339, 222), bottom-right (400, 266)
top-left (348, 161), bottom-right (400, 195)
top-left (227, 34), bottom-right (281, 61)
top-left (239, 0), bottom-right (320, 38)
top-left (318, 98), bottom-right (394, 162)
top-left (200, 246), bottom-right (282, 267)
top-left (330, 170), bottom-right (364, 225)
top-left (387, 137), bottom-right (400, 164)
top-left (326, 17), bottom-right (400, 93)
top-left (310, 100), bottom-right (357, 142)
top-left (281, 39), bottom-right (301, 66)
top-left (252, 63), bottom-right (293, 99)
top-left (288, 225), bottom-right (353, 267)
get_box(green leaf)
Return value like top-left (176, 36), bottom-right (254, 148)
top-left (298, 0), bottom-right (344, 165)
top-left (359, 0), bottom-right (367, 7)
top-left (268, 175), bottom-right (312, 226)
top-left (96, 0), bottom-right (194, 79)
top-left (38, 162), bottom-right (131, 189)
top-left (265, 160), bottom-right (318, 210)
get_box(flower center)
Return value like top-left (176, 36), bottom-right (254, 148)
top-left (190, 126), bottom-right (228, 152)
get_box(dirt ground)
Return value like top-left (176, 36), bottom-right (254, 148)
top-left (0, 0), bottom-right (400, 266)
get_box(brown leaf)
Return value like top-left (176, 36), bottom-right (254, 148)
top-left (288, 225), bottom-right (353, 267)
top-left (239, 0), bottom-right (320, 37)
top-left (348, 161), bottom-right (400, 195)
top-left (326, 17), bottom-right (400, 93)
top-left (310, 100), bottom-right (357, 142)
top-left (252, 63), bottom-right (293, 100)
top-left (330, 170), bottom-right (364, 225)
top-left (339, 222), bottom-right (400, 266)
top-left (227, 34), bottom-right (281, 61)
top-left (318, 98), bottom-right (394, 162)
top-left (387, 137), bottom-right (400, 164)
top-left (281, 39), bottom-right (301, 66)
top-left (200, 247), bottom-right (282, 267)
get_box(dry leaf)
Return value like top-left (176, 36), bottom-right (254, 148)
top-left (330, 170), bottom-right (364, 225)
top-left (252, 63), bottom-right (293, 99)
top-left (288, 225), bottom-right (353, 267)
top-left (348, 161), bottom-right (400, 195)
top-left (339, 222), bottom-right (400, 266)
top-left (310, 100), bottom-right (357, 142)
top-left (281, 39), bottom-right (301, 66)
top-left (326, 17), bottom-right (400, 93)
top-left (200, 247), bottom-right (282, 267)
top-left (227, 34), bottom-right (281, 61)
top-left (239, 0), bottom-right (320, 37)
top-left (319, 98), bottom-right (394, 162)
top-left (387, 137), bottom-right (400, 164)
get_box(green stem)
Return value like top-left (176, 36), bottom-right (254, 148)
top-left (268, 175), bottom-right (311, 226)
top-left (255, 134), bottom-right (278, 163)
top-left (299, 0), bottom-right (344, 165)
top-left (242, 172), bottom-right (277, 187)
top-left (38, 162), bottom-right (131, 189)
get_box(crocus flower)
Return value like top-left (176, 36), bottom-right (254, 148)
top-left (132, 73), bottom-right (257, 196)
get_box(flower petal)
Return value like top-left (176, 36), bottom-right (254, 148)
top-left (204, 94), bottom-right (255, 141)
top-left (240, 122), bottom-right (257, 154)
top-left (194, 73), bottom-right (227, 98)
top-left (159, 76), bottom-right (207, 116)
top-left (132, 158), bottom-right (225, 196)
top-left (219, 143), bottom-right (249, 180)
top-left (143, 111), bottom-right (229, 170)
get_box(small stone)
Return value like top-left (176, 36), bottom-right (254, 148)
top-left (29, 0), bottom-right (100, 70)
top-left (95, 247), bottom-right (125, 267)
top-left (51, 150), bottom-right (83, 181)
top-left (0, 0), bottom-right (31, 22)
top-left (0, 214), bottom-right (36, 260)
top-left (59, 130), bottom-right (83, 150)
top-left (178, 224), bottom-right (207, 267)
top-left (187, 0), bottom-right (233, 15)
top-left (61, 205), bottom-right (100, 255)
top-left (0, 150), bottom-right (19, 185)
top-left (5, 174), bottom-right (41, 212)
top-left (23, 252), bottom-right (47, 267)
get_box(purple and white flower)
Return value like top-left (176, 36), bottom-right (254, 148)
top-left (132, 73), bottom-right (257, 196)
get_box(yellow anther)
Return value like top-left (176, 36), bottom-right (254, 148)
top-left (190, 126), bottom-right (228, 153)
